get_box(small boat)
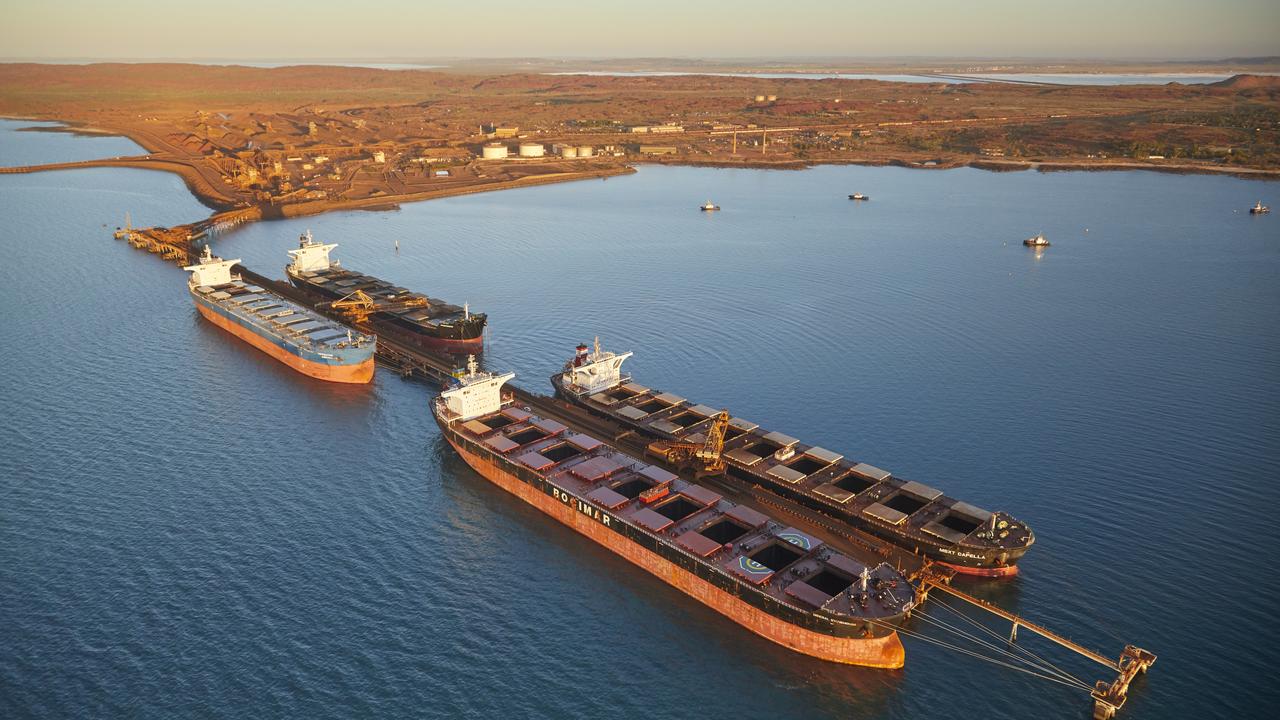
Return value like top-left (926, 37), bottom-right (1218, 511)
top-left (848, 193), bottom-right (869, 201)
top-left (700, 201), bottom-right (720, 212)
top-left (1249, 201), bottom-right (1270, 215)
top-left (1023, 233), bottom-right (1050, 247)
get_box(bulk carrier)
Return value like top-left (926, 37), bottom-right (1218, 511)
top-left (285, 232), bottom-right (486, 353)
top-left (553, 341), bottom-right (1034, 576)
top-left (183, 246), bottom-right (376, 383)
top-left (434, 357), bottom-right (915, 667)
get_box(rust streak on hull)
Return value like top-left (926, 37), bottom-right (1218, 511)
top-left (446, 435), bottom-right (906, 669)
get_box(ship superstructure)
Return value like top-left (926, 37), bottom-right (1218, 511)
top-left (553, 342), bottom-right (1034, 576)
top-left (184, 245), bottom-right (375, 383)
top-left (434, 357), bottom-right (914, 667)
top-left (286, 231), bottom-right (486, 353)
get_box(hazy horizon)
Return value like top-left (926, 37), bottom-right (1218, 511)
top-left (4, 0), bottom-right (1277, 61)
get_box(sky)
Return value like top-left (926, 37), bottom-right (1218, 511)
top-left (2, 0), bottom-right (1277, 61)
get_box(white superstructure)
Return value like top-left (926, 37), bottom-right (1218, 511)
top-left (287, 230), bottom-right (339, 274)
top-left (183, 245), bottom-right (242, 287)
top-left (561, 338), bottom-right (633, 395)
top-left (440, 356), bottom-right (516, 421)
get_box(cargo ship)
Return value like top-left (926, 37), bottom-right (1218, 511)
top-left (434, 357), bottom-right (914, 667)
top-left (285, 231), bottom-right (486, 353)
top-left (553, 341), bottom-right (1034, 577)
top-left (183, 245), bottom-right (376, 383)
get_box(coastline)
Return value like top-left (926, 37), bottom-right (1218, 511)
top-left (6, 113), bottom-right (1276, 255)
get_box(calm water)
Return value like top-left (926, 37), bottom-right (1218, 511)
top-left (1, 119), bottom-right (1278, 719)
top-left (546, 71), bottom-right (1251, 85)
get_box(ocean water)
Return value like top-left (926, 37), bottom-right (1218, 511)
top-left (1, 119), bottom-right (1278, 719)
top-left (545, 71), bottom-right (1251, 85)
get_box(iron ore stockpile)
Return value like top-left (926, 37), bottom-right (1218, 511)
top-left (127, 229), bottom-right (1155, 719)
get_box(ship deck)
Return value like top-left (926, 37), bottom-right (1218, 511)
top-left (291, 266), bottom-right (475, 329)
top-left (445, 400), bottom-right (914, 623)
top-left (196, 280), bottom-right (371, 351)
top-left (560, 377), bottom-right (1032, 557)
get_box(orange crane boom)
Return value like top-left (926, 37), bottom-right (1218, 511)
top-left (323, 289), bottom-right (428, 324)
top-left (647, 411), bottom-right (730, 476)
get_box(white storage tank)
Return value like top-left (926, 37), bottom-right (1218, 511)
top-left (559, 145), bottom-right (578, 158)
top-left (577, 145), bottom-right (594, 157)
top-left (481, 143), bottom-right (508, 159)
top-left (518, 142), bottom-right (545, 158)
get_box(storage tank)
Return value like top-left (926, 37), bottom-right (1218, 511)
top-left (766, 95), bottom-right (777, 102)
top-left (755, 95), bottom-right (766, 102)
top-left (577, 146), bottom-right (594, 157)
top-left (481, 143), bottom-right (508, 159)
top-left (518, 142), bottom-right (545, 158)
top-left (560, 145), bottom-right (578, 158)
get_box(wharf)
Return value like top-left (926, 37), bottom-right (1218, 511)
top-left (232, 262), bottom-right (1155, 718)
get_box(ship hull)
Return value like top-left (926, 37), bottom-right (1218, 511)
top-left (554, 377), bottom-right (1026, 575)
top-left (937, 561), bottom-right (1020, 578)
top-left (438, 419), bottom-right (906, 669)
top-left (193, 296), bottom-right (374, 384)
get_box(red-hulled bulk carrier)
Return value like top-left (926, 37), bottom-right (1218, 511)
top-left (433, 357), bottom-right (915, 667)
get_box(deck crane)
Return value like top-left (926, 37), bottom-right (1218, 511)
top-left (646, 411), bottom-right (730, 477)
top-left (322, 289), bottom-right (428, 324)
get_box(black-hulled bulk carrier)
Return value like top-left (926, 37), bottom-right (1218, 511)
top-left (553, 341), bottom-right (1034, 576)
top-left (285, 232), bottom-right (486, 353)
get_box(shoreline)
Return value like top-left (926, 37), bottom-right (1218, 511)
top-left (646, 156), bottom-right (1280, 179)
top-left (5, 113), bottom-right (1276, 256)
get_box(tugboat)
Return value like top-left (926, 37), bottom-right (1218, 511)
top-left (700, 201), bottom-right (721, 212)
top-left (1249, 201), bottom-right (1270, 215)
top-left (848, 193), bottom-right (869, 201)
top-left (1023, 233), bottom-right (1050, 247)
